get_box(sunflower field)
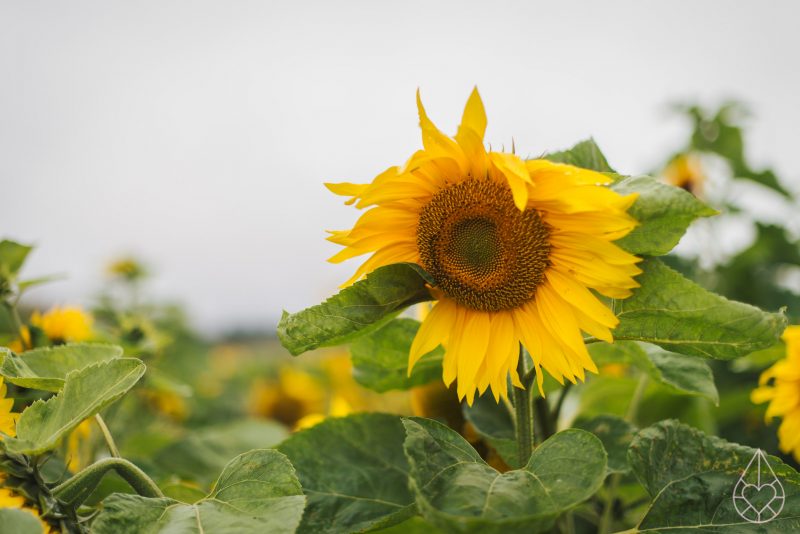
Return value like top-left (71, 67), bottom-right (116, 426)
top-left (2, 90), bottom-right (800, 534)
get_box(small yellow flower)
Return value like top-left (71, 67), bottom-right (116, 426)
top-left (0, 376), bottom-right (19, 439)
top-left (662, 153), bottom-right (705, 197)
top-left (107, 257), bottom-right (147, 281)
top-left (752, 326), bottom-right (800, 461)
top-left (0, 484), bottom-right (52, 534)
top-left (30, 306), bottom-right (93, 344)
top-left (328, 89), bottom-right (642, 403)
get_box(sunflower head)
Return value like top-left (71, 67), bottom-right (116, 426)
top-left (327, 89), bottom-right (641, 404)
top-left (751, 325), bottom-right (800, 462)
top-left (30, 306), bottom-right (93, 344)
top-left (663, 153), bottom-right (705, 197)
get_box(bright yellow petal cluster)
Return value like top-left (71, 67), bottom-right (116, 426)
top-left (327, 89), bottom-right (641, 404)
top-left (752, 325), bottom-right (800, 461)
top-left (30, 306), bottom-right (93, 344)
top-left (0, 376), bottom-right (19, 439)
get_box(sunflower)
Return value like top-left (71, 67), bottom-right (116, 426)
top-left (662, 153), bottom-right (705, 197)
top-left (752, 325), bottom-right (800, 461)
top-left (30, 306), bottom-right (93, 344)
top-left (327, 89), bottom-right (642, 404)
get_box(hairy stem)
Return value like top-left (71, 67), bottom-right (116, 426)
top-left (53, 457), bottom-right (163, 507)
top-left (512, 345), bottom-right (534, 465)
top-left (94, 414), bottom-right (121, 458)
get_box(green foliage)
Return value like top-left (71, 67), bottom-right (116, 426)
top-left (350, 318), bottom-right (443, 392)
top-left (91, 449), bottom-right (306, 534)
top-left (543, 138), bottom-right (615, 172)
top-left (152, 419), bottom-right (288, 487)
top-left (53, 457), bottom-right (163, 507)
top-left (590, 341), bottom-right (719, 404)
top-left (0, 239), bottom-right (33, 278)
top-left (462, 392), bottom-right (519, 468)
top-left (0, 343), bottom-right (123, 392)
top-left (277, 263), bottom-right (433, 356)
top-left (5, 358), bottom-right (145, 455)
top-left (278, 413), bottom-right (416, 533)
top-left (403, 417), bottom-right (607, 533)
top-left (630, 420), bottom-right (800, 531)
top-left (574, 415), bottom-right (637, 474)
top-left (0, 508), bottom-right (45, 534)
top-left (612, 258), bottom-right (787, 359)
top-left (612, 175), bottom-right (717, 256)
top-left (683, 103), bottom-right (791, 196)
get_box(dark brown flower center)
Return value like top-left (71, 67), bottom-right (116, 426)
top-left (417, 178), bottom-right (551, 311)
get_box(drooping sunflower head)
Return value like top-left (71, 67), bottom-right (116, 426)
top-left (751, 325), bottom-right (800, 462)
top-left (327, 89), bottom-right (642, 404)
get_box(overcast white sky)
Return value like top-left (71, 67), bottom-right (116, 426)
top-left (2, 1), bottom-right (799, 334)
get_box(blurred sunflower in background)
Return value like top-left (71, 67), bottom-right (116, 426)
top-left (662, 153), bottom-right (705, 197)
top-left (752, 325), bottom-right (800, 461)
top-left (30, 306), bottom-right (93, 344)
top-left (327, 89), bottom-right (642, 404)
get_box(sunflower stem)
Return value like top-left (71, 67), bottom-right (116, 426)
top-left (599, 374), bottom-right (650, 534)
top-left (513, 345), bottom-right (534, 465)
top-left (94, 414), bottom-right (121, 458)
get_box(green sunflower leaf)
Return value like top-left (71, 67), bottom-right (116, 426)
top-left (91, 449), bottom-right (305, 534)
top-left (461, 392), bottom-right (519, 468)
top-left (5, 358), bottom-right (145, 455)
top-left (573, 415), bottom-right (637, 474)
top-left (277, 413), bottom-right (416, 534)
top-left (543, 138), bottom-right (615, 172)
top-left (0, 343), bottom-right (124, 392)
top-left (152, 419), bottom-right (288, 486)
top-left (630, 420), bottom-right (800, 531)
top-left (277, 263), bottom-right (433, 356)
top-left (611, 258), bottom-right (787, 360)
top-left (0, 239), bottom-right (33, 277)
top-left (0, 509), bottom-right (47, 534)
top-left (350, 318), bottom-right (442, 392)
top-left (403, 417), bottom-right (606, 533)
top-left (589, 341), bottom-right (719, 404)
top-left (611, 175), bottom-right (717, 256)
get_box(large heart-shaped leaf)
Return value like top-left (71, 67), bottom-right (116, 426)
top-left (91, 449), bottom-right (305, 534)
top-left (590, 341), bottom-right (719, 404)
top-left (351, 318), bottom-right (442, 392)
top-left (278, 413), bottom-right (415, 533)
top-left (5, 358), bottom-right (145, 454)
top-left (630, 420), bottom-right (800, 532)
top-left (403, 417), bottom-right (606, 533)
top-left (611, 259), bottom-right (787, 359)
top-left (278, 263), bottom-right (433, 356)
top-left (0, 343), bottom-right (123, 392)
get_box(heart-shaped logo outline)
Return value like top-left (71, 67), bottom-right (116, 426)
top-left (732, 449), bottom-right (785, 524)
